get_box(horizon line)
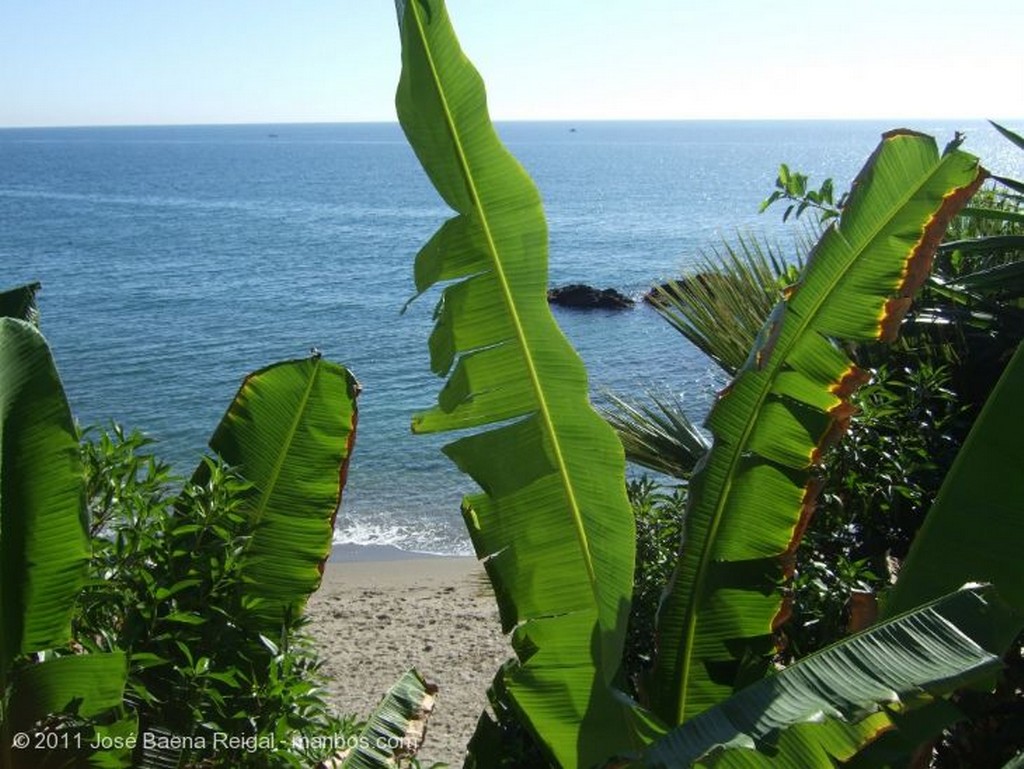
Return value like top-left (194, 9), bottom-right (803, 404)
top-left (1, 116), bottom-right (1016, 132)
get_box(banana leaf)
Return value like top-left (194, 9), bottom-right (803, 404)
top-left (952, 261), bottom-right (1024, 300)
top-left (8, 652), bottom-right (128, 729)
top-left (340, 669), bottom-right (435, 769)
top-left (195, 356), bottom-right (359, 630)
top-left (938, 235), bottom-right (1024, 255)
top-left (394, 1), bottom-right (644, 764)
top-left (626, 585), bottom-right (1021, 768)
top-left (9, 653), bottom-right (133, 768)
top-left (651, 132), bottom-right (987, 725)
top-left (991, 121), bottom-right (1024, 152)
top-left (884, 342), bottom-right (1024, 618)
top-left (0, 318), bottom-right (88, 682)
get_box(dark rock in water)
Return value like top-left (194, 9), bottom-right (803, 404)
top-left (547, 284), bottom-right (634, 310)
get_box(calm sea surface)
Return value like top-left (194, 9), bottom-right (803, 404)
top-left (2, 121), bottom-right (1019, 553)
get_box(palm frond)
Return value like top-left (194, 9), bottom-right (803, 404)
top-left (602, 391), bottom-right (710, 480)
top-left (649, 234), bottom-right (802, 375)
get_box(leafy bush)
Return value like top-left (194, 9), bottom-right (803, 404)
top-left (75, 426), bottom-right (356, 768)
top-left (623, 478), bottom-right (686, 696)
top-left (786, 361), bottom-right (969, 658)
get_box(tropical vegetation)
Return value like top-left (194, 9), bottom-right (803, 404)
top-left (393, 0), bottom-right (1023, 766)
top-left (2, 1), bottom-right (1022, 767)
top-left (0, 284), bottom-right (433, 768)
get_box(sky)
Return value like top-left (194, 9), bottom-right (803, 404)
top-left (1, 0), bottom-right (1022, 128)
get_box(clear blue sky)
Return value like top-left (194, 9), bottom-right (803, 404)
top-left (1, 0), bottom-right (1021, 127)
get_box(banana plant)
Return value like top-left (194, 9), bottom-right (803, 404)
top-left (649, 129), bottom-right (988, 725)
top-left (393, 4), bottom-right (1024, 767)
top-left (394, 1), bottom-right (650, 765)
top-left (620, 350), bottom-right (1024, 768)
top-left (339, 669), bottom-right (437, 769)
top-left (1, 287), bottom-right (131, 769)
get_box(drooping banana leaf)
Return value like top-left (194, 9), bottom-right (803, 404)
top-left (884, 342), bottom-right (1024, 618)
top-left (340, 669), bottom-right (435, 769)
top-left (952, 261), bottom-right (1024, 300)
top-left (0, 318), bottom-right (88, 683)
top-left (0, 282), bottom-right (41, 325)
top-left (134, 729), bottom-right (186, 769)
top-left (9, 653), bottom-right (133, 769)
top-left (394, 1), bottom-right (644, 764)
top-left (8, 652), bottom-right (128, 730)
top-left (194, 356), bottom-right (359, 630)
top-left (651, 132), bottom-right (987, 725)
top-left (626, 585), bottom-right (1021, 768)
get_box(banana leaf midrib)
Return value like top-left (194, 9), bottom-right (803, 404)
top-left (670, 150), bottom-right (961, 723)
top-left (250, 358), bottom-right (322, 522)
top-left (407, 1), bottom-right (598, 591)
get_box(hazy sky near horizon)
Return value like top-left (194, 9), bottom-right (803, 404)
top-left (1, 0), bottom-right (1021, 128)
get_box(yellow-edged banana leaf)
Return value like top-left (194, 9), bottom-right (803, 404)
top-left (196, 356), bottom-right (359, 629)
top-left (0, 318), bottom-right (88, 681)
top-left (628, 585), bottom-right (1021, 768)
top-left (651, 132), bottom-right (987, 725)
top-left (884, 342), bottom-right (1024, 618)
top-left (394, 1), bottom-right (642, 764)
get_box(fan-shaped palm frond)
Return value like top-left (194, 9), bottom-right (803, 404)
top-left (602, 391), bottom-right (710, 480)
top-left (648, 235), bottom-right (802, 376)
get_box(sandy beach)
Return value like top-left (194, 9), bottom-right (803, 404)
top-left (306, 547), bottom-right (509, 767)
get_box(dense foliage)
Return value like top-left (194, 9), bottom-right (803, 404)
top-left (395, 3), bottom-right (1023, 768)
top-left (4, 3), bottom-right (1023, 766)
top-left (0, 291), bottom-right (434, 769)
top-left (76, 427), bottom-right (355, 768)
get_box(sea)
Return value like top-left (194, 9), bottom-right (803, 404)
top-left (2, 120), bottom-right (1020, 555)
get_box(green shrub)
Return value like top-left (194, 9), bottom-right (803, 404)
top-left (623, 478), bottom-right (686, 696)
top-left (75, 426), bottom-right (356, 768)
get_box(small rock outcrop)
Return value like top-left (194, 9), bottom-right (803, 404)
top-left (547, 284), bottom-right (634, 311)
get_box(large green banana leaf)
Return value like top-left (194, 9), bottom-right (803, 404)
top-left (884, 341), bottom-right (1024, 618)
top-left (195, 356), bottom-right (359, 629)
top-left (340, 669), bottom-right (435, 769)
top-left (651, 132), bottom-right (987, 725)
top-left (0, 318), bottom-right (88, 682)
top-left (9, 652), bottom-right (128, 729)
top-left (9, 652), bottom-right (133, 769)
top-left (627, 585), bottom-right (1021, 768)
top-left (394, 1), bottom-right (641, 765)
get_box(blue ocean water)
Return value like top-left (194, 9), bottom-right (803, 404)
top-left (2, 120), bottom-right (1019, 553)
